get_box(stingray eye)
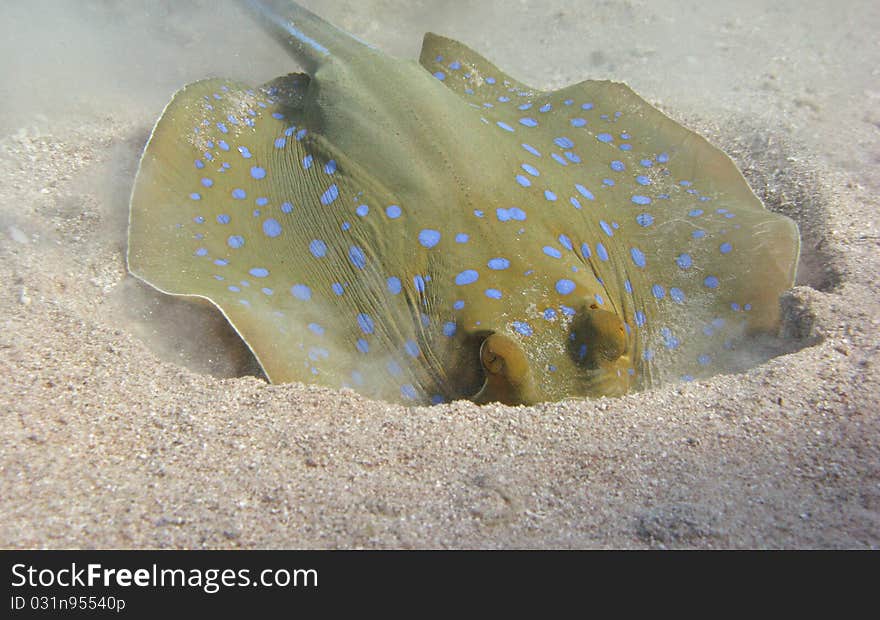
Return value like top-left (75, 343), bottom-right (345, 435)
top-left (472, 333), bottom-right (538, 405)
top-left (568, 305), bottom-right (628, 368)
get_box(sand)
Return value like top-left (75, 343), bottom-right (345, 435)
top-left (1, 0), bottom-right (878, 549)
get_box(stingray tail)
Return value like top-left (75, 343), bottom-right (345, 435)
top-left (239, 0), bottom-right (372, 71)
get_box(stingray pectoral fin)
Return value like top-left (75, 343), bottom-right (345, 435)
top-left (128, 76), bottom-right (434, 402)
top-left (473, 333), bottom-right (539, 405)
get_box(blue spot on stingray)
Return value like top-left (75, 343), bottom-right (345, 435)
top-left (704, 275), bottom-right (720, 289)
top-left (488, 257), bottom-right (510, 270)
top-left (518, 103), bottom-right (532, 111)
top-left (356, 338), bottom-right (369, 353)
top-left (630, 247), bottom-right (646, 268)
top-left (497, 121), bottom-right (514, 132)
top-left (274, 137), bottom-right (286, 148)
top-left (281, 202), bottom-right (294, 214)
top-left (692, 230), bottom-right (706, 239)
top-left (413, 275), bottom-right (426, 293)
top-left (357, 313), bottom-right (375, 334)
top-left (543, 246), bottom-right (562, 259)
top-left (513, 321), bottom-right (533, 336)
top-left (348, 246), bottom-right (366, 269)
top-left (565, 151), bottom-right (581, 163)
top-left (596, 242), bottom-right (609, 261)
top-left (636, 213), bottom-right (654, 227)
top-left (596, 133), bottom-right (613, 143)
top-left (249, 267), bottom-right (269, 278)
top-left (520, 117), bottom-right (538, 127)
top-left (324, 160), bottom-right (337, 174)
top-left (555, 279), bottom-right (576, 295)
top-left (603, 178), bottom-right (615, 187)
top-left (600, 220), bottom-right (614, 237)
top-left (522, 163), bottom-right (539, 176)
top-left (231, 188), bottom-right (246, 200)
top-left (443, 321), bottom-right (457, 337)
top-left (291, 284), bottom-right (311, 300)
top-left (238, 146), bottom-right (252, 158)
top-left (485, 77), bottom-right (496, 84)
top-left (308, 323), bottom-right (325, 336)
top-left (632, 195), bottom-right (651, 205)
top-left (309, 239), bottom-right (327, 258)
top-left (571, 118), bottom-right (587, 127)
top-left (255, 197), bottom-right (268, 206)
top-left (575, 184), bottom-right (595, 200)
top-left (405, 340), bottom-right (420, 358)
top-left (261, 287), bottom-right (273, 296)
top-left (262, 218), bottom-right (282, 237)
top-left (218, 140), bottom-right (229, 151)
top-left (250, 166), bottom-right (265, 179)
top-left (670, 288), bottom-right (686, 303)
top-left (386, 205), bottom-right (402, 219)
top-left (320, 184), bottom-right (339, 205)
top-left (200, 178), bottom-right (213, 188)
top-left (570, 196), bottom-right (582, 209)
top-left (636, 175), bottom-right (651, 186)
top-left (677, 253), bottom-right (693, 269)
top-left (552, 153), bottom-right (568, 166)
top-left (418, 229), bottom-right (441, 248)
top-left (433, 71), bottom-right (445, 80)
top-left (227, 235), bottom-right (244, 249)
top-left (539, 103), bottom-right (552, 112)
top-left (698, 354), bottom-right (712, 366)
top-left (189, 193), bottom-right (201, 201)
top-left (522, 143), bottom-right (541, 157)
top-left (657, 152), bottom-right (670, 163)
top-left (194, 159), bottom-right (205, 169)
top-left (610, 160), bottom-right (625, 172)
top-left (213, 259), bottom-right (228, 266)
top-left (453, 300), bottom-right (465, 310)
top-left (302, 155), bottom-right (313, 169)
top-left (195, 247), bottom-right (207, 256)
top-left (689, 209), bottom-right (704, 217)
top-left (581, 102), bottom-right (594, 110)
top-left (516, 175), bottom-right (531, 187)
top-left (558, 234), bottom-right (572, 250)
top-left (331, 282), bottom-right (344, 296)
top-left (720, 242), bottom-right (733, 254)
top-left (635, 311), bottom-right (646, 327)
top-left (652, 284), bottom-right (666, 300)
top-left (455, 233), bottom-right (470, 244)
top-left (581, 242), bottom-right (592, 258)
top-left (544, 190), bottom-right (557, 201)
top-left (455, 270), bottom-right (479, 286)
top-left (485, 289), bottom-right (502, 299)
top-left (554, 137), bottom-right (574, 149)
top-left (386, 277), bottom-right (402, 295)
top-left (543, 308), bottom-right (557, 320)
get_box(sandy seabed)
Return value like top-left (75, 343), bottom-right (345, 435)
top-left (1, 0), bottom-right (878, 548)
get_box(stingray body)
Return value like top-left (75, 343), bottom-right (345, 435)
top-left (128, 0), bottom-right (799, 405)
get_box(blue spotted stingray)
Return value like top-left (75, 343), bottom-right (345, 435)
top-left (127, 0), bottom-right (800, 405)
